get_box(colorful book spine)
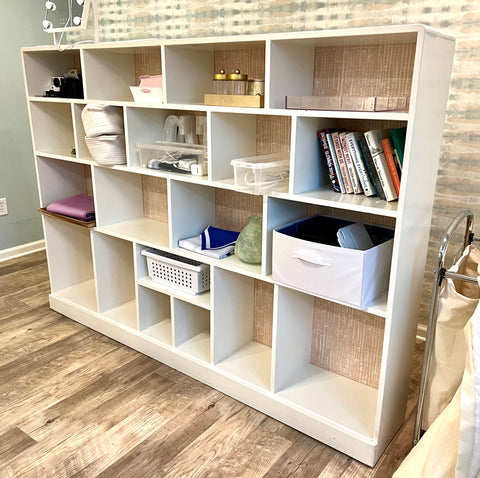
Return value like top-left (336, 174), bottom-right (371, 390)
top-left (345, 132), bottom-right (376, 197)
top-left (358, 133), bottom-right (385, 199)
top-left (326, 131), bottom-right (345, 193)
top-left (318, 129), bottom-right (341, 192)
top-left (391, 126), bottom-right (407, 168)
top-left (331, 131), bottom-right (353, 193)
top-left (381, 137), bottom-right (401, 196)
top-left (339, 132), bottom-right (362, 194)
top-left (364, 129), bottom-right (398, 202)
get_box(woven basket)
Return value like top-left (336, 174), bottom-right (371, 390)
top-left (81, 104), bottom-right (124, 138)
top-left (85, 134), bottom-right (126, 165)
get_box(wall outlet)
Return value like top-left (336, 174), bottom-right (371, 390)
top-left (0, 198), bottom-right (8, 216)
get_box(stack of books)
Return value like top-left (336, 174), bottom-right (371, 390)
top-left (318, 127), bottom-right (407, 202)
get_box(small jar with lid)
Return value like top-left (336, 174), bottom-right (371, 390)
top-left (247, 79), bottom-right (265, 97)
top-left (227, 69), bottom-right (248, 95)
top-left (213, 69), bottom-right (227, 95)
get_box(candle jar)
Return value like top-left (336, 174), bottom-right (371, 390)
top-left (227, 69), bottom-right (248, 95)
top-left (247, 79), bottom-right (265, 96)
top-left (213, 69), bottom-right (227, 95)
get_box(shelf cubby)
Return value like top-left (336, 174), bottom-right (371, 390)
top-left (170, 181), bottom-right (264, 276)
top-left (43, 216), bottom-right (96, 311)
top-left (30, 102), bottom-right (75, 158)
top-left (92, 232), bottom-right (137, 329)
top-left (164, 41), bottom-right (265, 105)
top-left (23, 48), bottom-right (82, 98)
top-left (82, 45), bottom-right (162, 102)
top-left (272, 285), bottom-right (383, 438)
top-left (135, 244), bottom-right (211, 310)
top-left (290, 116), bottom-right (407, 217)
top-left (137, 284), bottom-right (172, 345)
top-left (93, 168), bottom-right (169, 248)
top-left (210, 112), bottom-right (291, 190)
top-left (36, 156), bottom-right (93, 209)
top-left (72, 103), bottom-right (96, 161)
top-left (268, 32), bottom-right (417, 110)
top-left (213, 269), bottom-right (273, 390)
top-left (124, 106), bottom-right (207, 169)
top-left (173, 298), bottom-right (211, 363)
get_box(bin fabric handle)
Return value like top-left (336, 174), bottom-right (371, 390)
top-left (292, 250), bottom-right (332, 267)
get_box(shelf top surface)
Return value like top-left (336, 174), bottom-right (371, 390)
top-left (21, 24), bottom-right (454, 53)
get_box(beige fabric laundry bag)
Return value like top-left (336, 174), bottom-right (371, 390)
top-left (422, 245), bottom-right (480, 429)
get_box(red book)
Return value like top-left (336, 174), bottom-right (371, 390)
top-left (381, 138), bottom-right (401, 196)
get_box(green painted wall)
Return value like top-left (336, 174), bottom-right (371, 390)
top-left (0, 2), bottom-right (48, 250)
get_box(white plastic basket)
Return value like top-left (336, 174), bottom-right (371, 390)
top-left (141, 248), bottom-right (210, 295)
top-left (81, 104), bottom-right (124, 138)
top-left (85, 134), bottom-right (126, 165)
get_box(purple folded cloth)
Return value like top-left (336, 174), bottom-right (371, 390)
top-left (46, 194), bottom-right (95, 222)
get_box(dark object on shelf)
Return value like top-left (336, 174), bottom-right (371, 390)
top-left (45, 70), bottom-right (84, 99)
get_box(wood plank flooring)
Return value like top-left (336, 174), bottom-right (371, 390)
top-left (0, 250), bottom-right (423, 477)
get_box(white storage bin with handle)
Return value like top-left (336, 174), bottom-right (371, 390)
top-left (81, 104), bottom-right (124, 138)
top-left (85, 134), bottom-right (126, 165)
top-left (273, 215), bottom-right (394, 308)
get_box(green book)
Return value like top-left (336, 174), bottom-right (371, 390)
top-left (391, 127), bottom-right (407, 168)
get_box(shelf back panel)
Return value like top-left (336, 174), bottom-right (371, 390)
top-left (313, 43), bottom-right (416, 101)
top-left (254, 279), bottom-right (273, 347)
top-left (256, 115), bottom-right (291, 156)
top-left (311, 297), bottom-right (385, 389)
top-left (134, 47), bottom-right (162, 83)
top-left (215, 189), bottom-right (263, 233)
top-left (214, 47), bottom-right (265, 81)
top-left (141, 176), bottom-right (168, 222)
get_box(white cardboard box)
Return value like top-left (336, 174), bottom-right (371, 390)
top-left (272, 216), bottom-right (394, 308)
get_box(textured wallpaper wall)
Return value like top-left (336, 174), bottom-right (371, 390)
top-left (74, 0), bottom-right (480, 327)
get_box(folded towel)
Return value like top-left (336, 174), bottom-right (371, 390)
top-left (46, 194), bottom-right (95, 222)
top-left (178, 226), bottom-right (239, 259)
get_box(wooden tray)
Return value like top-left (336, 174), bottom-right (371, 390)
top-left (39, 208), bottom-right (96, 228)
top-left (204, 94), bottom-right (264, 108)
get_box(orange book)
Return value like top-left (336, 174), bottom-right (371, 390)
top-left (382, 137), bottom-right (401, 196)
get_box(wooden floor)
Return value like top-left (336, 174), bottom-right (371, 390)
top-left (0, 250), bottom-right (423, 478)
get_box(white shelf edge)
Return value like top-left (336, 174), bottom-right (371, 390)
top-left (271, 189), bottom-right (399, 219)
top-left (276, 281), bottom-right (388, 319)
top-left (35, 150), bottom-right (95, 165)
top-left (28, 95), bottom-right (410, 121)
top-left (137, 277), bottom-right (211, 310)
top-left (171, 247), bottom-right (272, 283)
top-left (94, 218), bottom-right (169, 250)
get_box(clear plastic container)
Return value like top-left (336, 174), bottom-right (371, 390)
top-left (230, 152), bottom-right (290, 195)
top-left (136, 142), bottom-right (207, 175)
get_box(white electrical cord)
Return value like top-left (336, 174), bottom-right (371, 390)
top-left (53, 0), bottom-right (72, 49)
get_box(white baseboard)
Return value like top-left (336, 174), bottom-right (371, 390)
top-left (0, 240), bottom-right (46, 262)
